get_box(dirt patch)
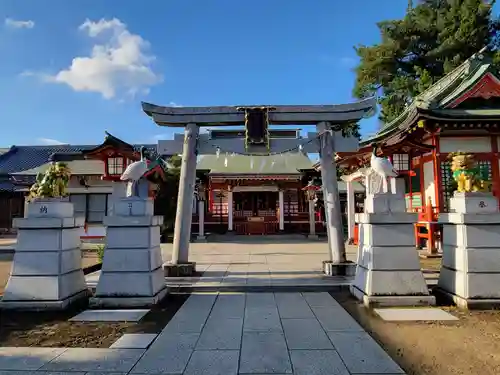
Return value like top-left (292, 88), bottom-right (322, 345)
top-left (0, 293), bottom-right (189, 348)
top-left (333, 291), bottom-right (500, 375)
top-left (0, 254), bottom-right (12, 296)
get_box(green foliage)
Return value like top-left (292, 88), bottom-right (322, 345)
top-left (336, 166), bottom-right (348, 180)
top-left (155, 155), bottom-right (182, 236)
top-left (96, 244), bottom-right (105, 263)
top-left (353, 0), bottom-right (500, 124)
top-left (338, 122), bottom-right (362, 140)
top-left (28, 162), bottom-right (71, 201)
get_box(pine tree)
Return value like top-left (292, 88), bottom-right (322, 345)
top-left (353, 0), bottom-right (500, 124)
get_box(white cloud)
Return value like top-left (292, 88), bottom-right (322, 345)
top-left (45, 18), bottom-right (162, 99)
top-left (5, 18), bottom-right (35, 29)
top-left (19, 70), bottom-right (35, 77)
top-left (37, 138), bottom-right (67, 145)
top-left (169, 101), bottom-right (182, 107)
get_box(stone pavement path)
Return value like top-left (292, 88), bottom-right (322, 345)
top-left (0, 292), bottom-right (405, 375)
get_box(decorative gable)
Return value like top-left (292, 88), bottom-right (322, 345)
top-left (447, 72), bottom-right (500, 109)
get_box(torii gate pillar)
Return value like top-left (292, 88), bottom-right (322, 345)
top-left (171, 123), bottom-right (199, 266)
top-left (317, 122), bottom-right (346, 265)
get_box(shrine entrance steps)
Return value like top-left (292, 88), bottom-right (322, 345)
top-left (165, 239), bottom-right (356, 293)
top-left (85, 241), bottom-right (357, 293)
top-left (204, 233), bottom-right (323, 243)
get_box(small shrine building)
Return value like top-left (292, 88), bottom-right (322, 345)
top-left (189, 130), bottom-right (364, 237)
top-left (0, 132), bottom-right (166, 237)
top-left (336, 48), bottom-right (500, 249)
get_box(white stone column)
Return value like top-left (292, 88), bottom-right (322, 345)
top-left (346, 181), bottom-right (356, 241)
top-left (308, 199), bottom-right (317, 239)
top-left (317, 122), bottom-right (345, 263)
top-left (1, 198), bottom-right (88, 310)
top-left (438, 192), bottom-right (500, 309)
top-left (228, 190), bottom-right (233, 231)
top-left (279, 190), bottom-right (285, 231)
top-left (172, 123), bottom-right (199, 265)
top-left (92, 197), bottom-right (167, 307)
top-left (350, 193), bottom-right (435, 307)
top-left (197, 200), bottom-right (206, 240)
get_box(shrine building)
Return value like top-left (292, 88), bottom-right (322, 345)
top-left (0, 132), bottom-right (166, 237)
top-left (335, 47), bottom-right (500, 252)
top-left (190, 129), bottom-right (365, 236)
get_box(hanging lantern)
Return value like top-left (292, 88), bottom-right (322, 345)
top-left (302, 178), bottom-right (321, 201)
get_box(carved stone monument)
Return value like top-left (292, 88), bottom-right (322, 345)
top-left (437, 192), bottom-right (500, 309)
top-left (91, 197), bottom-right (167, 307)
top-left (1, 198), bottom-right (88, 310)
top-left (350, 192), bottom-right (435, 307)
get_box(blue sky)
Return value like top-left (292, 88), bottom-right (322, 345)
top-left (0, 0), bottom-right (410, 147)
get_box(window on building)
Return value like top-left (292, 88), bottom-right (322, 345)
top-left (392, 154), bottom-right (410, 171)
top-left (107, 157), bottom-right (124, 175)
top-left (69, 193), bottom-right (109, 223)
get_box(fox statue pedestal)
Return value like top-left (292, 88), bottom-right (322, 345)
top-left (350, 193), bottom-right (435, 307)
top-left (0, 198), bottom-right (89, 310)
top-left (91, 197), bottom-right (167, 308)
top-left (437, 192), bottom-right (500, 309)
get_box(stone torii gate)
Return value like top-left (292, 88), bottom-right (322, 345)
top-left (142, 99), bottom-right (376, 275)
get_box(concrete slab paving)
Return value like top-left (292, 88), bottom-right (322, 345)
top-left (327, 331), bottom-right (405, 374)
top-left (209, 293), bottom-right (245, 318)
top-left (0, 372), bottom-right (86, 375)
top-left (40, 348), bottom-right (145, 373)
top-left (289, 350), bottom-right (350, 375)
top-left (183, 350), bottom-right (239, 375)
top-left (0, 347), bottom-right (67, 371)
top-left (281, 318), bottom-right (333, 350)
top-left (311, 306), bottom-right (364, 332)
top-left (244, 306), bottom-right (282, 332)
top-left (196, 317), bottom-right (243, 350)
top-left (239, 331), bottom-right (293, 374)
top-left (374, 308), bottom-right (459, 321)
top-left (8, 290), bottom-right (406, 375)
top-left (110, 333), bottom-right (158, 349)
top-left (245, 292), bottom-right (276, 308)
top-left (69, 309), bottom-right (149, 322)
top-left (275, 293), bottom-right (315, 319)
top-left (130, 332), bottom-right (199, 374)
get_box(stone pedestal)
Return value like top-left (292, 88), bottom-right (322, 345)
top-left (1, 198), bottom-right (89, 310)
top-left (350, 193), bottom-right (435, 307)
top-left (437, 192), bottom-right (500, 309)
top-left (91, 197), bottom-right (167, 308)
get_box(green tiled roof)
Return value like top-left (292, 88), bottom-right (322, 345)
top-left (197, 152), bottom-right (313, 174)
top-left (362, 47), bottom-right (498, 145)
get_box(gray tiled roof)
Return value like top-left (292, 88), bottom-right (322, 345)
top-left (0, 144), bottom-right (158, 175)
top-left (0, 143), bottom-right (158, 192)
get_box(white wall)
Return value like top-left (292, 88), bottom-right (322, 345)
top-left (440, 137), bottom-right (491, 153)
top-left (423, 161), bottom-right (436, 206)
